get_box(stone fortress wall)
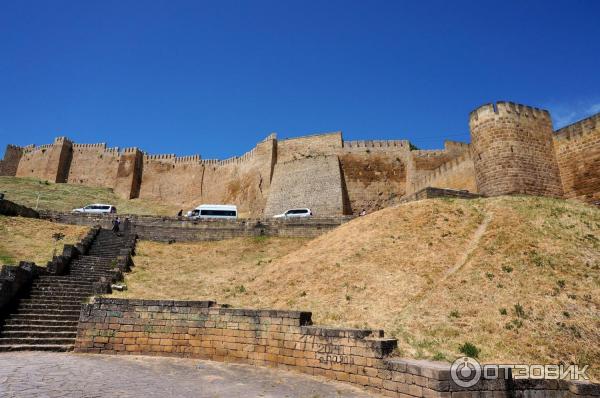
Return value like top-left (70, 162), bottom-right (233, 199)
top-left (1, 101), bottom-right (599, 215)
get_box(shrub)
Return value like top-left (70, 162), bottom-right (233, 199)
top-left (499, 308), bottom-right (507, 315)
top-left (458, 342), bottom-right (480, 358)
top-left (514, 303), bottom-right (526, 318)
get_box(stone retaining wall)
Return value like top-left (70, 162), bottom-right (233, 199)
top-left (400, 187), bottom-right (482, 203)
top-left (40, 212), bottom-right (351, 242)
top-left (0, 199), bottom-right (40, 218)
top-left (74, 298), bottom-right (599, 397)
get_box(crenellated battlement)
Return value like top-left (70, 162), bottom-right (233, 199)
top-left (122, 147), bottom-right (140, 154)
top-left (174, 155), bottom-right (202, 163)
top-left (53, 136), bottom-right (73, 144)
top-left (554, 112), bottom-right (600, 141)
top-left (470, 101), bottom-right (550, 123)
top-left (72, 143), bottom-right (108, 150)
top-left (342, 139), bottom-right (409, 149)
top-left (411, 149), bottom-right (449, 158)
top-left (143, 153), bottom-right (176, 161)
top-left (5, 144), bottom-right (24, 151)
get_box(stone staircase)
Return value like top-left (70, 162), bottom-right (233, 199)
top-left (0, 229), bottom-right (134, 352)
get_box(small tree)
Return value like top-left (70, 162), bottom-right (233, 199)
top-left (52, 232), bottom-right (65, 257)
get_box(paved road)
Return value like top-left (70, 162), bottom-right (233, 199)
top-left (0, 352), bottom-right (379, 397)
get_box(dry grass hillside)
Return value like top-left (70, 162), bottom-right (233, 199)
top-left (0, 177), bottom-right (178, 215)
top-left (0, 216), bottom-right (89, 265)
top-left (115, 195), bottom-right (600, 378)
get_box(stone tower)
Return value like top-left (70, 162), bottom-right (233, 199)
top-left (469, 101), bottom-right (563, 197)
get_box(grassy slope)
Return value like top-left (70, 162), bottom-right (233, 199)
top-left (0, 177), bottom-right (178, 215)
top-left (0, 216), bottom-right (89, 265)
top-left (115, 196), bottom-right (600, 378)
top-left (115, 237), bottom-right (309, 300)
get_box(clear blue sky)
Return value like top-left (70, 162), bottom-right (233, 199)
top-left (1, 0), bottom-right (599, 159)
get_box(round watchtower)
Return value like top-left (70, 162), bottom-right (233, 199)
top-left (469, 101), bottom-right (563, 197)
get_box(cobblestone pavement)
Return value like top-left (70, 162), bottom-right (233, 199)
top-left (0, 352), bottom-right (380, 397)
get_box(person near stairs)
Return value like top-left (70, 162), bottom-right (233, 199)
top-left (111, 217), bottom-right (121, 235)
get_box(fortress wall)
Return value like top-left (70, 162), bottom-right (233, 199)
top-left (114, 148), bottom-right (144, 199)
top-left (407, 151), bottom-right (477, 194)
top-left (138, 159), bottom-right (204, 208)
top-left (264, 155), bottom-right (348, 216)
top-left (0, 145), bottom-right (24, 176)
top-left (405, 141), bottom-right (470, 194)
top-left (139, 137), bottom-right (276, 217)
top-left (276, 132), bottom-right (342, 163)
top-left (67, 144), bottom-right (120, 188)
top-left (338, 152), bottom-right (407, 214)
top-left (553, 112), bottom-right (600, 203)
top-left (15, 137), bottom-right (73, 183)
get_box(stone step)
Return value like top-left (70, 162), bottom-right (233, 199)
top-left (20, 298), bottom-right (87, 305)
top-left (1, 324), bottom-right (77, 332)
top-left (28, 292), bottom-right (92, 300)
top-left (0, 337), bottom-right (76, 346)
top-left (33, 280), bottom-right (94, 285)
top-left (2, 319), bottom-right (78, 327)
top-left (0, 330), bottom-right (77, 339)
top-left (0, 343), bottom-right (73, 352)
top-left (16, 307), bottom-right (80, 314)
top-left (30, 287), bottom-right (94, 293)
top-left (9, 313), bottom-right (80, 321)
top-left (18, 303), bottom-right (82, 311)
top-left (32, 282), bottom-right (94, 288)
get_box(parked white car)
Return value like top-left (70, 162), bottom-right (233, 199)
top-left (273, 208), bottom-right (313, 218)
top-left (72, 204), bottom-right (117, 214)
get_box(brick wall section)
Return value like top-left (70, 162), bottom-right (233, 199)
top-left (265, 155), bottom-right (350, 216)
top-left (553, 112), bottom-right (600, 204)
top-left (74, 298), bottom-right (600, 397)
top-left (276, 132), bottom-right (342, 163)
top-left (67, 144), bottom-right (120, 188)
top-left (405, 141), bottom-right (470, 195)
top-left (339, 152), bottom-right (407, 214)
top-left (470, 102), bottom-right (564, 197)
top-left (39, 212), bottom-right (352, 242)
top-left (114, 148), bottom-right (144, 199)
top-left (16, 137), bottom-right (74, 183)
top-left (408, 151), bottom-right (477, 194)
top-left (0, 145), bottom-right (24, 176)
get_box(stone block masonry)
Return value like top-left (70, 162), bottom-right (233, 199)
top-left (75, 298), bottom-right (600, 397)
top-left (554, 112), bottom-right (600, 203)
top-left (265, 155), bottom-right (350, 216)
top-left (470, 102), bottom-right (564, 198)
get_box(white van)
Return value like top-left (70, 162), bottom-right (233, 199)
top-left (72, 204), bottom-right (117, 214)
top-left (189, 204), bottom-right (238, 220)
